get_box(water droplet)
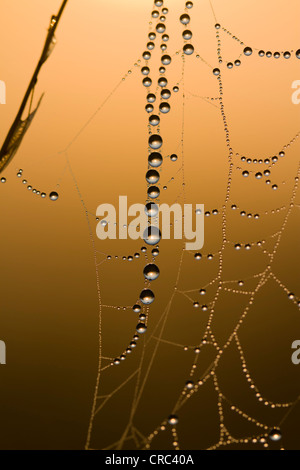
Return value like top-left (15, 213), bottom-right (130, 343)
top-left (1, 177), bottom-right (6, 183)
top-left (149, 134), bottom-right (163, 150)
top-left (148, 152), bottom-right (163, 167)
top-left (142, 66), bottom-right (150, 75)
top-left (180, 14), bottom-right (190, 25)
top-left (183, 44), bottom-right (194, 55)
top-left (161, 89), bottom-right (171, 99)
top-left (49, 191), bottom-right (59, 201)
top-left (194, 253), bottom-right (202, 260)
top-left (173, 86), bottom-right (179, 92)
top-left (182, 30), bottom-right (192, 40)
top-left (145, 104), bottom-right (154, 113)
top-left (133, 304), bottom-right (141, 313)
top-left (158, 77), bottom-right (168, 87)
top-left (136, 323), bottom-right (147, 334)
top-left (146, 169), bottom-right (160, 184)
top-left (258, 50), bottom-right (265, 57)
top-left (242, 171), bottom-right (249, 177)
top-left (268, 429), bottom-right (282, 442)
top-left (161, 54), bottom-right (171, 65)
top-left (143, 263), bottom-right (160, 280)
top-left (142, 51), bottom-right (151, 60)
top-left (186, 1), bottom-right (193, 8)
top-left (185, 380), bottom-right (194, 389)
top-left (156, 23), bottom-right (166, 33)
top-left (140, 289), bottom-right (155, 305)
top-left (243, 47), bottom-right (252, 56)
top-left (296, 49), bottom-right (300, 59)
top-left (152, 248), bottom-right (159, 257)
top-left (159, 102), bottom-right (170, 113)
top-left (168, 415), bottom-right (178, 425)
top-left (147, 186), bottom-right (160, 199)
top-left (147, 41), bottom-right (155, 51)
top-left (145, 202), bottom-right (159, 217)
top-left (213, 68), bottom-right (220, 76)
top-left (170, 154), bottom-right (178, 162)
top-left (143, 226), bottom-right (161, 244)
top-left (143, 77), bottom-right (152, 87)
top-left (147, 93), bottom-right (156, 103)
top-left (149, 115), bottom-right (160, 126)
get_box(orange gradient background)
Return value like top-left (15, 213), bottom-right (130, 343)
top-left (0, 0), bottom-right (299, 450)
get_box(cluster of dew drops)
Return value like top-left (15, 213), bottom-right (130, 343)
top-left (110, 0), bottom-right (197, 366)
top-left (1, 169), bottom-right (59, 201)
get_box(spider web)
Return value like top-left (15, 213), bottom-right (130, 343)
top-left (1, 0), bottom-right (300, 450)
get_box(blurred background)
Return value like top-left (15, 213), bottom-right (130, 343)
top-left (0, 0), bottom-right (299, 450)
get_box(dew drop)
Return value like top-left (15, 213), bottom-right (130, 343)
top-left (149, 115), bottom-right (160, 126)
top-left (243, 47), bottom-right (253, 56)
top-left (133, 304), bottom-right (141, 313)
top-left (159, 102), bottom-right (170, 113)
top-left (161, 54), bottom-right (171, 65)
top-left (140, 289), bottom-right (155, 305)
top-left (146, 169), bottom-right (160, 184)
top-left (268, 429), bottom-right (282, 442)
top-left (143, 226), bottom-right (161, 244)
top-left (156, 23), bottom-right (166, 34)
top-left (168, 415), bottom-right (178, 425)
top-left (49, 191), bottom-right (59, 201)
top-left (148, 152), bottom-right (163, 167)
top-left (149, 134), bottom-right (163, 150)
top-left (136, 323), bottom-right (147, 334)
top-left (147, 186), bottom-right (160, 199)
top-left (182, 30), bottom-right (192, 40)
top-left (145, 202), bottom-right (159, 217)
top-left (143, 263), bottom-right (160, 280)
top-left (183, 44), bottom-right (194, 55)
top-left (180, 14), bottom-right (190, 25)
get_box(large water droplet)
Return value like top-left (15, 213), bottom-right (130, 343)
top-left (146, 169), bottom-right (160, 184)
top-left (148, 186), bottom-right (160, 200)
top-left (49, 191), bottom-right (59, 201)
top-left (140, 289), bottom-right (155, 305)
top-left (149, 134), bottom-right (163, 150)
top-left (143, 226), bottom-right (161, 245)
top-left (148, 152), bottom-right (163, 167)
top-left (143, 263), bottom-right (160, 280)
top-left (180, 14), bottom-right (190, 25)
top-left (183, 44), bottom-right (194, 55)
top-left (145, 202), bottom-right (159, 217)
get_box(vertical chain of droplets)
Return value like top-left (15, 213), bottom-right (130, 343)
top-left (137, 0), bottom-right (174, 336)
